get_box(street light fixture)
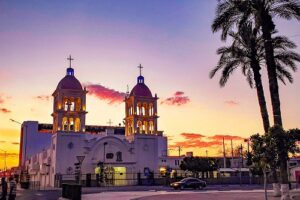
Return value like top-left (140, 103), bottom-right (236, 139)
top-left (10, 119), bottom-right (28, 167)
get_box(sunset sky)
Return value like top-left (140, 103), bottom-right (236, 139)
top-left (1, 0), bottom-right (300, 169)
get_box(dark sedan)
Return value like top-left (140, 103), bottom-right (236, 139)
top-left (170, 178), bottom-right (206, 190)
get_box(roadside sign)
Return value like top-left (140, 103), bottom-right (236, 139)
top-left (76, 156), bottom-right (85, 164)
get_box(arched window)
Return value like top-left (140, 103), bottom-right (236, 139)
top-left (116, 151), bottom-right (122, 162)
top-left (149, 104), bottom-right (153, 116)
top-left (63, 97), bottom-right (68, 111)
top-left (62, 117), bottom-right (68, 131)
top-left (149, 121), bottom-right (154, 133)
top-left (143, 103), bottom-right (148, 116)
top-left (142, 107), bottom-right (145, 116)
top-left (143, 121), bottom-right (148, 134)
top-left (69, 118), bottom-right (74, 131)
top-left (137, 103), bottom-right (142, 115)
top-left (75, 118), bottom-right (81, 132)
top-left (137, 121), bottom-right (142, 133)
top-left (70, 97), bottom-right (75, 111)
top-left (75, 98), bottom-right (81, 111)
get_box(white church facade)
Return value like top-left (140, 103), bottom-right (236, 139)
top-left (20, 58), bottom-right (182, 187)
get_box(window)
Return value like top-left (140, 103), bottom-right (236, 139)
top-left (116, 151), bottom-right (122, 162)
top-left (106, 153), bottom-right (114, 159)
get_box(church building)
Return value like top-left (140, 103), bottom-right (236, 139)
top-left (20, 57), bottom-right (180, 187)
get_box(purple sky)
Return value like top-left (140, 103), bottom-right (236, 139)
top-left (1, 0), bottom-right (300, 166)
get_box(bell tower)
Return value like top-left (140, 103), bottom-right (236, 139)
top-left (125, 64), bottom-right (159, 138)
top-left (52, 55), bottom-right (88, 132)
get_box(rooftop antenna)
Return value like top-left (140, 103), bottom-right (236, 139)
top-left (126, 84), bottom-right (129, 94)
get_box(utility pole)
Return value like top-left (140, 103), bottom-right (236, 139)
top-left (231, 139), bottom-right (234, 168)
top-left (178, 146), bottom-right (182, 157)
top-left (0, 149), bottom-right (7, 171)
top-left (223, 137), bottom-right (226, 168)
top-left (241, 144), bottom-right (244, 168)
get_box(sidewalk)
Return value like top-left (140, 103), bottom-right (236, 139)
top-left (80, 184), bottom-right (270, 194)
top-left (81, 189), bottom-right (300, 200)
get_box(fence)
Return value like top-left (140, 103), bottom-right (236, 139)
top-left (51, 172), bottom-right (268, 188)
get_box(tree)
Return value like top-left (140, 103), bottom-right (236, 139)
top-left (250, 127), bottom-right (300, 199)
top-left (268, 126), bottom-right (300, 199)
top-left (212, 1), bottom-right (300, 197)
top-left (212, 0), bottom-right (300, 127)
top-left (250, 133), bottom-right (270, 200)
top-left (210, 22), bottom-right (300, 133)
top-left (210, 22), bottom-right (270, 133)
top-left (180, 157), bottom-right (218, 178)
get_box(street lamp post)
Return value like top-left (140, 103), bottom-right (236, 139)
top-left (0, 149), bottom-right (7, 171)
top-left (10, 119), bottom-right (28, 167)
top-left (103, 142), bottom-right (108, 185)
top-left (103, 142), bottom-right (108, 164)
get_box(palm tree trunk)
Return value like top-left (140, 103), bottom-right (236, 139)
top-left (252, 65), bottom-right (270, 133)
top-left (263, 168), bottom-right (268, 200)
top-left (251, 56), bottom-right (280, 196)
top-left (280, 161), bottom-right (290, 200)
top-left (249, 30), bottom-right (270, 133)
top-left (261, 17), bottom-right (283, 127)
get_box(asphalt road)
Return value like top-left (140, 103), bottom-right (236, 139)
top-left (16, 190), bottom-right (61, 200)
top-left (9, 184), bottom-right (288, 200)
top-left (136, 192), bottom-right (279, 200)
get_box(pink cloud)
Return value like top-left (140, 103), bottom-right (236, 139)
top-left (161, 91), bottom-right (190, 106)
top-left (84, 83), bottom-right (126, 104)
top-left (208, 134), bottom-right (245, 141)
top-left (0, 93), bottom-right (11, 104)
top-left (170, 139), bottom-right (222, 149)
top-left (181, 133), bottom-right (205, 139)
top-left (34, 95), bottom-right (51, 101)
top-left (169, 133), bottom-right (244, 149)
top-left (11, 142), bottom-right (20, 145)
top-left (0, 108), bottom-right (11, 114)
top-left (225, 100), bottom-right (239, 106)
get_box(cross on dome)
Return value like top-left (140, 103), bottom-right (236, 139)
top-left (138, 64), bottom-right (143, 76)
top-left (66, 55), bottom-right (75, 76)
top-left (107, 119), bottom-right (113, 126)
top-left (67, 55), bottom-right (74, 68)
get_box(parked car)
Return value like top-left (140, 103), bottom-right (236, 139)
top-left (170, 177), bottom-right (206, 190)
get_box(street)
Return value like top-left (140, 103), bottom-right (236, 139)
top-left (10, 185), bottom-right (300, 200)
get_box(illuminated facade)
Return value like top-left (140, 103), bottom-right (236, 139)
top-left (51, 61), bottom-right (87, 132)
top-left (22, 60), bottom-right (173, 188)
top-left (125, 65), bottom-right (160, 138)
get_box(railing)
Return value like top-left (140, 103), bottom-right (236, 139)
top-left (52, 172), bottom-right (268, 188)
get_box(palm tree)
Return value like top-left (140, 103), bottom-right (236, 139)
top-left (212, 0), bottom-right (300, 127)
top-left (210, 23), bottom-right (300, 133)
top-left (210, 23), bottom-right (300, 197)
top-left (210, 22), bottom-right (270, 133)
top-left (251, 0), bottom-right (300, 127)
top-left (212, 1), bottom-right (300, 197)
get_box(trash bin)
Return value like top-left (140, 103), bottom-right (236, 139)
top-left (20, 182), bottom-right (29, 189)
top-left (86, 174), bottom-right (91, 187)
top-left (62, 183), bottom-right (82, 200)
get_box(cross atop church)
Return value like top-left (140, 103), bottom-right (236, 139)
top-left (107, 119), bottom-right (113, 126)
top-left (67, 55), bottom-right (74, 68)
top-left (138, 64), bottom-right (143, 76)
